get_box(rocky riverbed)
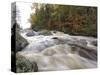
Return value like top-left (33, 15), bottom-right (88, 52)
top-left (16, 30), bottom-right (97, 72)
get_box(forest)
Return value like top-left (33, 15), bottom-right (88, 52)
top-left (29, 3), bottom-right (97, 37)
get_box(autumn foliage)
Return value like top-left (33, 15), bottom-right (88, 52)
top-left (29, 3), bottom-right (97, 37)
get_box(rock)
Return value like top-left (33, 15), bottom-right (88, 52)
top-left (16, 54), bottom-right (38, 73)
top-left (71, 45), bottom-right (97, 61)
top-left (78, 39), bottom-right (87, 46)
top-left (52, 37), bottom-right (58, 39)
top-left (51, 31), bottom-right (65, 36)
top-left (91, 40), bottom-right (97, 46)
top-left (26, 30), bottom-right (38, 37)
top-left (78, 48), bottom-right (97, 61)
top-left (52, 30), bottom-right (57, 33)
top-left (49, 37), bottom-right (97, 61)
top-left (38, 30), bottom-right (52, 36)
top-left (16, 32), bottom-right (28, 52)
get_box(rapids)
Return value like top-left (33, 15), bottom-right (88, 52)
top-left (18, 30), bottom-right (97, 71)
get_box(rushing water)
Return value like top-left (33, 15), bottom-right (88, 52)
top-left (18, 30), bottom-right (97, 71)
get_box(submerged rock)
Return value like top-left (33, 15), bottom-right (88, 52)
top-left (42, 44), bottom-right (72, 56)
top-left (21, 36), bottom-right (60, 52)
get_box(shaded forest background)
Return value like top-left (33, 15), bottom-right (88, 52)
top-left (29, 3), bottom-right (97, 37)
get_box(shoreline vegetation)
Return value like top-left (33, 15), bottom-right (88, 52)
top-left (29, 3), bottom-right (97, 37)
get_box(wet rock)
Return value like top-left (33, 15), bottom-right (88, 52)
top-left (16, 32), bottom-right (28, 52)
top-left (16, 54), bottom-right (38, 73)
top-left (38, 30), bottom-right (52, 36)
top-left (78, 39), bottom-right (87, 46)
top-left (91, 40), bottom-right (97, 46)
top-left (78, 48), bottom-right (97, 61)
top-left (26, 30), bottom-right (38, 37)
top-left (52, 37), bottom-right (58, 39)
top-left (52, 30), bottom-right (57, 33)
top-left (70, 45), bottom-right (97, 61)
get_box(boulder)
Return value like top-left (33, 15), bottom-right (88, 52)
top-left (26, 30), bottom-right (38, 37)
top-left (16, 54), bottom-right (38, 73)
top-left (16, 32), bottom-right (28, 52)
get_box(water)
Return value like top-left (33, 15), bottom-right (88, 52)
top-left (18, 30), bottom-right (97, 71)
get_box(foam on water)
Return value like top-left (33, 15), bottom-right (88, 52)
top-left (18, 31), bottom-right (97, 71)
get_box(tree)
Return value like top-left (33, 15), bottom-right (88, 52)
top-left (29, 3), bottom-right (97, 37)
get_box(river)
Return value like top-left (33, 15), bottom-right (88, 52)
top-left (18, 30), bottom-right (97, 71)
